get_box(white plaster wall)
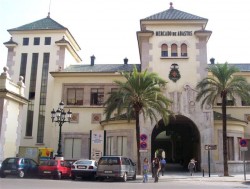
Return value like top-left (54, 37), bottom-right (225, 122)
top-left (143, 24), bottom-right (204, 91)
top-left (2, 99), bottom-right (21, 158)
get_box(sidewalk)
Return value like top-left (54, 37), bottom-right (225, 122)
top-left (136, 172), bottom-right (250, 183)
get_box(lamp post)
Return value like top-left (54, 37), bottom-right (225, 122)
top-left (51, 101), bottom-right (72, 158)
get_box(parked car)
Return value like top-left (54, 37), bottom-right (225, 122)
top-left (71, 159), bottom-right (97, 180)
top-left (38, 159), bottom-right (71, 179)
top-left (0, 157), bottom-right (39, 178)
top-left (96, 156), bottom-right (136, 182)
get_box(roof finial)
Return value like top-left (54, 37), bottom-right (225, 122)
top-left (47, 0), bottom-right (52, 18)
top-left (170, 2), bottom-right (174, 9)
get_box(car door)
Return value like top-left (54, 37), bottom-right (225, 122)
top-left (128, 159), bottom-right (136, 176)
top-left (124, 158), bottom-right (133, 177)
top-left (23, 159), bottom-right (30, 174)
top-left (29, 159), bottom-right (39, 176)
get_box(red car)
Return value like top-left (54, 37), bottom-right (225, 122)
top-left (38, 159), bottom-right (71, 179)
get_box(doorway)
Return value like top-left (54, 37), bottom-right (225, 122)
top-left (151, 115), bottom-right (200, 172)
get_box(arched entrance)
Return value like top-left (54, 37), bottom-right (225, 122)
top-left (151, 115), bottom-right (200, 172)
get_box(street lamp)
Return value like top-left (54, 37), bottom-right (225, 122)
top-left (51, 101), bottom-right (72, 158)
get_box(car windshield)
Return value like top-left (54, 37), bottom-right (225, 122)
top-left (4, 158), bottom-right (18, 164)
top-left (40, 160), bottom-right (57, 166)
top-left (98, 157), bottom-right (119, 165)
top-left (76, 160), bottom-right (92, 165)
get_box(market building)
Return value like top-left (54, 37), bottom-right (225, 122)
top-left (1, 3), bottom-right (250, 173)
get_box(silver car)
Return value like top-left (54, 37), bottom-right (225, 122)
top-left (71, 159), bottom-right (97, 180)
top-left (96, 156), bottom-right (136, 182)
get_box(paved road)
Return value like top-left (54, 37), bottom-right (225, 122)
top-left (1, 176), bottom-right (250, 189)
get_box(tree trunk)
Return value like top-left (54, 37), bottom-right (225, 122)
top-left (135, 111), bottom-right (141, 175)
top-left (222, 93), bottom-right (229, 176)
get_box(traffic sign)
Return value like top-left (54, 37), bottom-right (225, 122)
top-left (140, 134), bottom-right (147, 141)
top-left (205, 144), bottom-right (217, 150)
top-left (140, 141), bottom-right (147, 149)
top-left (240, 146), bottom-right (248, 151)
top-left (240, 139), bottom-right (248, 147)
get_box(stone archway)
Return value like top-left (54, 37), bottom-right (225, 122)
top-left (151, 115), bottom-right (201, 172)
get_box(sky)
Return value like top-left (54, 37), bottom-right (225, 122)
top-left (0, 0), bottom-right (250, 70)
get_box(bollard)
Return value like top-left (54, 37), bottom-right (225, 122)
top-left (202, 169), bottom-right (204, 177)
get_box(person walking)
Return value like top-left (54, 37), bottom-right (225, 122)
top-left (160, 158), bottom-right (166, 176)
top-left (152, 157), bottom-right (161, 182)
top-left (142, 158), bottom-right (149, 183)
top-left (188, 158), bottom-right (196, 176)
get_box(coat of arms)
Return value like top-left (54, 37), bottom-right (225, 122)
top-left (169, 63), bottom-right (181, 82)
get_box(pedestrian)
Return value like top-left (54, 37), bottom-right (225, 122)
top-left (152, 157), bottom-right (161, 182)
top-left (160, 158), bottom-right (166, 176)
top-left (142, 158), bottom-right (149, 183)
top-left (188, 158), bottom-right (196, 176)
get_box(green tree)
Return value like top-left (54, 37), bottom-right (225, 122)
top-left (196, 63), bottom-right (250, 176)
top-left (103, 66), bottom-right (172, 174)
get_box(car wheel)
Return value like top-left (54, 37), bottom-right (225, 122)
top-left (57, 172), bottom-right (62, 180)
top-left (98, 177), bottom-right (104, 182)
top-left (18, 170), bottom-right (25, 178)
top-left (0, 172), bottom-right (6, 178)
top-left (92, 174), bottom-right (97, 181)
top-left (122, 172), bottom-right (127, 182)
top-left (132, 172), bottom-right (136, 180)
top-left (71, 175), bottom-right (76, 180)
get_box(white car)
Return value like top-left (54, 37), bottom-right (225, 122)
top-left (71, 159), bottom-right (98, 180)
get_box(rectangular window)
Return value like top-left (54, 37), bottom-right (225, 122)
top-left (217, 100), bottom-right (235, 106)
top-left (227, 100), bottom-right (234, 106)
top-left (67, 88), bottom-right (84, 105)
top-left (25, 53), bottom-right (38, 137)
top-left (34, 37), bottom-right (40, 45)
top-left (242, 100), bottom-right (250, 106)
top-left (227, 137), bottom-right (234, 160)
top-left (117, 136), bottom-right (127, 156)
top-left (45, 37), bottom-right (51, 45)
top-left (90, 88), bottom-right (104, 105)
top-left (161, 51), bottom-right (168, 57)
top-left (37, 53), bottom-right (50, 143)
top-left (20, 53), bottom-right (27, 82)
top-left (23, 38), bottom-right (29, 46)
top-left (181, 53), bottom-right (188, 57)
top-left (64, 138), bottom-right (82, 160)
top-left (107, 137), bottom-right (114, 155)
top-left (25, 101), bottom-right (34, 136)
top-left (238, 137), bottom-right (242, 160)
top-left (171, 52), bottom-right (178, 57)
top-left (244, 139), bottom-right (250, 160)
top-left (29, 53), bottom-right (38, 99)
top-left (111, 88), bottom-right (118, 93)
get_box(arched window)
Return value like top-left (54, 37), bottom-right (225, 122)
top-left (171, 44), bottom-right (178, 57)
top-left (181, 43), bottom-right (187, 57)
top-left (161, 44), bottom-right (168, 57)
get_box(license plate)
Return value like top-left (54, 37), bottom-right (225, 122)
top-left (4, 170), bottom-right (11, 173)
top-left (44, 171), bottom-right (51, 173)
top-left (77, 166), bottom-right (86, 169)
top-left (104, 170), bottom-right (112, 173)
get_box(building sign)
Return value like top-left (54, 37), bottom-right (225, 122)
top-left (90, 130), bottom-right (105, 161)
top-left (156, 31), bottom-right (192, 36)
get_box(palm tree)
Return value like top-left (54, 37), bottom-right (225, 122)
top-left (196, 63), bottom-right (250, 176)
top-left (103, 66), bottom-right (172, 174)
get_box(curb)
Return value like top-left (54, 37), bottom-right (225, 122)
top-left (135, 174), bottom-right (250, 183)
